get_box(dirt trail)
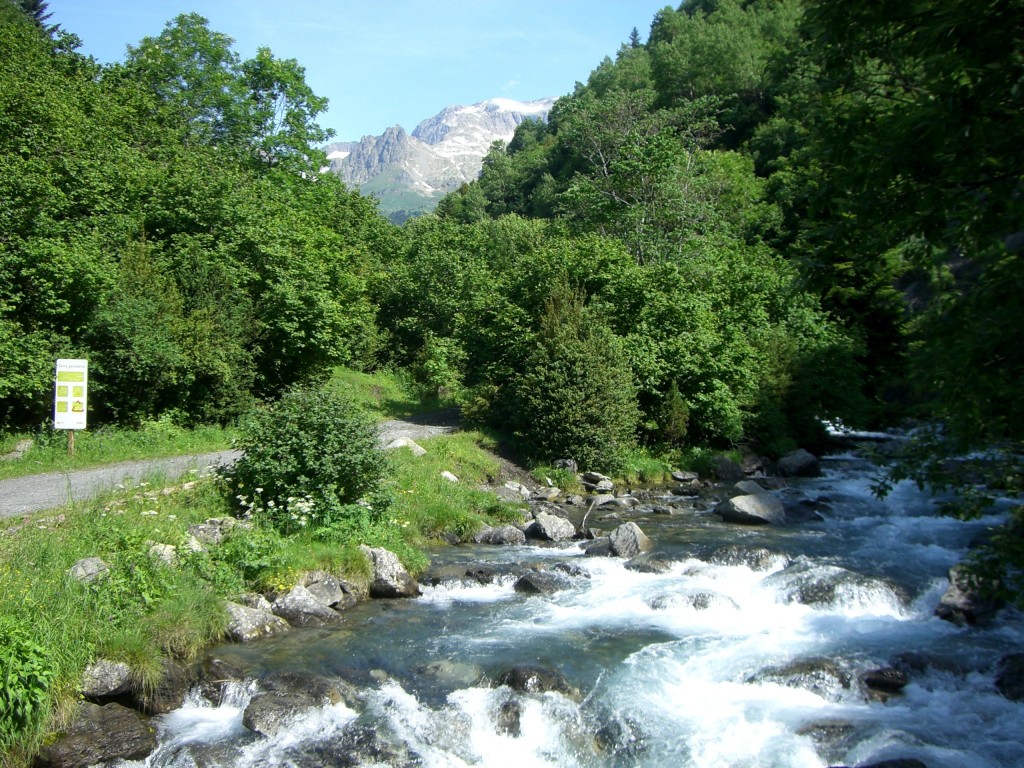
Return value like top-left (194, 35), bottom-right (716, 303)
top-left (0, 415), bottom-right (461, 519)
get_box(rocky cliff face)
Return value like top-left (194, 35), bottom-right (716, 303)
top-left (324, 97), bottom-right (555, 221)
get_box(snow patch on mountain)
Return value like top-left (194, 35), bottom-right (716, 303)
top-left (323, 97), bottom-right (556, 220)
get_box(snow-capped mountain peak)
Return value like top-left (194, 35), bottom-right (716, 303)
top-left (324, 97), bottom-right (556, 222)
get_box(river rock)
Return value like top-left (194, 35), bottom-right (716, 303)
top-left (495, 698), bottom-right (523, 736)
top-left (767, 561), bottom-right (907, 609)
top-left (475, 524), bottom-right (527, 545)
top-left (81, 659), bottom-right (134, 699)
top-left (709, 545), bottom-right (788, 571)
top-left (935, 563), bottom-right (1002, 625)
top-left (860, 667), bottom-right (908, 698)
top-left (314, 723), bottom-right (420, 766)
top-left (271, 585), bottom-right (345, 627)
top-left (132, 658), bottom-right (194, 715)
top-left (528, 511), bottom-right (576, 542)
top-left (416, 660), bottom-right (484, 688)
top-left (649, 591), bottom-right (738, 611)
top-left (583, 538), bottom-right (612, 557)
top-left (301, 570), bottom-right (356, 610)
top-left (734, 479), bottom-right (767, 495)
top-left (553, 562), bottom-right (591, 579)
top-left (625, 552), bottom-right (672, 574)
top-left (34, 702), bottom-right (156, 768)
top-left (715, 493), bottom-right (786, 525)
top-left (237, 592), bottom-right (273, 612)
top-left (242, 692), bottom-right (320, 736)
top-left (712, 455), bottom-right (744, 483)
top-left (581, 471), bottom-right (611, 486)
top-left (513, 570), bottom-right (572, 595)
top-left (589, 493), bottom-right (616, 508)
top-left (777, 449), bottom-right (820, 477)
top-left (750, 657), bottom-right (854, 702)
top-left (671, 470), bottom-right (699, 483)
top-left (594, 712), bottom-right (647, 759)
top-left (225, 600), bottom-right (291, 642)
top-left (258, 671), bottom-right (359, 705)
top-left (498, 665), bottom-right (580, 699)
top-left (531, 486), bottom-right (561, 501)
top-left (360, 545), bottom-right (421, 598)
top-left (995, 653), bottom-right (1024, 701)
top-left (609, 522), bottom-right (652, 557)
top-left (68, 557), bottom-right (109, 584)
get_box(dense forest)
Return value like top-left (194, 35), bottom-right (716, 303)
top-left (2, 1), bottom-right (1021, 484)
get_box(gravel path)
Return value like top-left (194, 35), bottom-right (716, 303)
top-left (0, 417), bottom-right (458, 519)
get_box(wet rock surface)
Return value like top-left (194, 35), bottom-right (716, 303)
top-left (34, 702), bottom-right (156, 768)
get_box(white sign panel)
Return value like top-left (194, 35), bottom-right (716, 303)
top-left (54, 358), bottom-right (88, 430)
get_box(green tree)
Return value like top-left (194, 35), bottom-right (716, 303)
top-left (508, 283), bottom-right (639, 471)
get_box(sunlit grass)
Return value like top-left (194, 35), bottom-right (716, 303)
top-left (0, 419), bottom-right (236, 481)
top-left (324, 366), bottom-right (449, 420)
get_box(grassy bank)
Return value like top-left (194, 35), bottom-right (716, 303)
top-left (0, 424), bottom-right (522, 764)
top-left (0, 419), bottom-right (236, 481)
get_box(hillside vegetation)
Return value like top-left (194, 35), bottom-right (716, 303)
top-left (1, 0), bottom-right (1022, 679)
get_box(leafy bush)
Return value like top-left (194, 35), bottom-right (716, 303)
top-left (229, 389), bottom-right (389, 534)
top-left (0, 619), bottom-right (53, 750)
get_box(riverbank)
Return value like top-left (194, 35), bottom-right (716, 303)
top-left (0, 422), bottom-right (522, 766)
top-left (25, 438), bottom-right (1024, 768)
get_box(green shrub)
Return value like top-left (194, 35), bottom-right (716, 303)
top-left (0, 619), bottom-right (54, 750)
top-left (507, 286), bottom-right (639, 472)
top-left (228, 389), bottom-right (389, 534)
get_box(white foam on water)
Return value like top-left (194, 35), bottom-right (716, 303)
top-left (418, 575), bottom-right (519, 605)
top-left (365, 680), bottom-right (586, 768)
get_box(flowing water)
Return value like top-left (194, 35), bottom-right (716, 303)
top-left (142, 446), bottom-right (1023, 767)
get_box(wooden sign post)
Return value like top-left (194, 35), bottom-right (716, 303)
top-left (54, 359), bottom-right (88, 456)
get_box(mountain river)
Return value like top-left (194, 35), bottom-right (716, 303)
top-left (137, 441), bottom-right (1023, 767)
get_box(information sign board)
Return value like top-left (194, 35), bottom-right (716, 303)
top-left (54, 358), bottom-right (88, 430)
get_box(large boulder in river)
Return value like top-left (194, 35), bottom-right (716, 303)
top-left (242, 692), bottom-right (321, 737)
top-left (475, 524), bottom-right (527, 546)
top-left (935, 563), bottom-right (1002, 625)
top-left (271, 585), bottom-right (345, 628)
top-left (514, 570), bottom-right (572, 595)
top-left (359, 545), bottom-right (421, 598)
top-left (609, 522), bottom-right (653, 557)
top-left (301, 570), bottom-right (357, 611)
top-left (34, 702), bottom-right (156, 768)
top-left (749, 657), bottom-right (854, 702)
top-left (225, 600), bottom-right (292, 642)
top-left (132, 658), bottom-right (194, 715)
top-left (776, 449), bottom-right (820, 477)
top-left (715, 493), bottom-right (786, 525)
top-left (528, 511), bottom-right (576, 542)
top-left (498, 665), bottom-right (580, 699)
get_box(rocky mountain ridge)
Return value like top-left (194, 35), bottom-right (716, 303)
top-left (324, 97), bottom-right (555, 222)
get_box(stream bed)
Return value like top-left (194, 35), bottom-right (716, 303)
top-left (140, 446), bottom-right (1023, 767)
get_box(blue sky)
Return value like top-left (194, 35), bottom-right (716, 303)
top-left (47, 1), bottom-right (672, 141)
